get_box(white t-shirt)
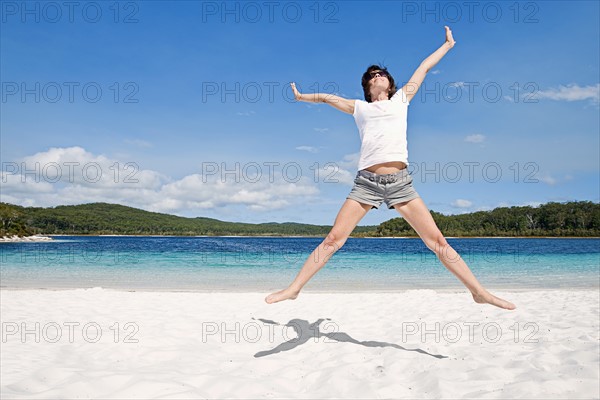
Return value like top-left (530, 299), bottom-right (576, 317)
top-left (353, 88), bottom-right (410, 171)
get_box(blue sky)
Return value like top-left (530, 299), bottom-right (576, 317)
top-left (1, 0), bottom-right (599, 226)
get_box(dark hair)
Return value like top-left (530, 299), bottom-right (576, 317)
top-left (361, 64), bottom-right (397, 102)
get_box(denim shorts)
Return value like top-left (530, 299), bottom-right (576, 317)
top-left (346, 168), bottom-right (421, 209)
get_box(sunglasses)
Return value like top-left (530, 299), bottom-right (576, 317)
top-left (369, 70), bottom-right (389, 80)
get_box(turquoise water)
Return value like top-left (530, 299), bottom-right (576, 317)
top-left (1, 236), bottom-right (598, 291)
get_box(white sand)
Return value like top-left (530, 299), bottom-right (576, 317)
top-left (1, 288), bottom-right (598, 399)
top-left (0, 235), bottom-right (53, 243)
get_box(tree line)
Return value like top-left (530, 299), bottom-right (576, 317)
top-left (1, 201), bottom-right (598, 238)
top-left (375, 201), bottom-right (599, 237)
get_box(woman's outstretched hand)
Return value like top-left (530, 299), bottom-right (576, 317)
top-left (444, 25), bottom-right (456, 48)
top-left (290, 82), bottom-right (302, 101)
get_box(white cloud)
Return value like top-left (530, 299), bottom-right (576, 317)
top-left (19, 146), bottom-right (166, 190)
top-left (537, 171), bottom-right (575, 186)
top-left (539, 175), bottom-right (557, 185)
top-left (431, 69), bottom-right (441, 75)
top-left (451, 199), bottom-right (473, 208)
top-left (1, 171), bottom-right (55, 194)
top-left (236, 111), bottom-right (256, 116)
top-left (1, 147), bottom-right (321, 215)
top-left (298, 152), bottom-right (359, 187)
top-left (314, 164), bottom-right (355, 186)
top-left (296, 146), bottom-right (319, 153)
top-left (464, 134), bottom-right (485, 143)
top-left (536, 83), bottom-right (600, 104)
top-left (495, 201), bottom-right (544, 209)
top-left (337, 153), bottom-right (360, 170)
top-left (314, 128), bottom-right (329, 133)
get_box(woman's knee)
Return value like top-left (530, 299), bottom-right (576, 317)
top-left (323, 229), bottom-right (348, 250)
top-left (424, 232), bottom-right (449, 253)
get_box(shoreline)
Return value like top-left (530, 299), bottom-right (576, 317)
top-left (43, 234), bottom-right (600, 239)
top-left (2, 286), bottom-right (597, 293)
top-left (0, 234), bottom-right (53, 243)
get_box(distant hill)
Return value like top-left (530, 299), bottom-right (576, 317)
top-left (1, 201), bottom-right (598, 237)
top-left (375, 201), bottom-right (599, 237)
top-left (0, 202), bottom-right (374, 237)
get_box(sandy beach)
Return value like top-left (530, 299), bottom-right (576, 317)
top-left (0, 235), bottom-right (53, 243)
top-left (1, 288), bottom-right (598, 399)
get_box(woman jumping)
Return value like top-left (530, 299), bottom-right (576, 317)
top-left (265, 26), bottom-right (516, 310)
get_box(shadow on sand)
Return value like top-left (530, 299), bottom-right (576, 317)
top-left (253, 317), bottom-right (448, 359)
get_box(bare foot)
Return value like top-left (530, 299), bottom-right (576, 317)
top-left (472, 291), bottom-right (516, 310)
top-left (265, 288), bottom-right (300, 304)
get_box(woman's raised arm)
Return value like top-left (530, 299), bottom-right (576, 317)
top-left (402, 26), bottom-right (456, 103)
top-left (290, 82), bottom-right (356, 115)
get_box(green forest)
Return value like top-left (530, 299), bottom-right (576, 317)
top-left (1, 201), bottom-right (599, 238)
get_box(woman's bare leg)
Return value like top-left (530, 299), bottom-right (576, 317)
top-left (393, 197), bottom-right (516, 310)
top-left (265, 199), bottom-right (373, 304)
